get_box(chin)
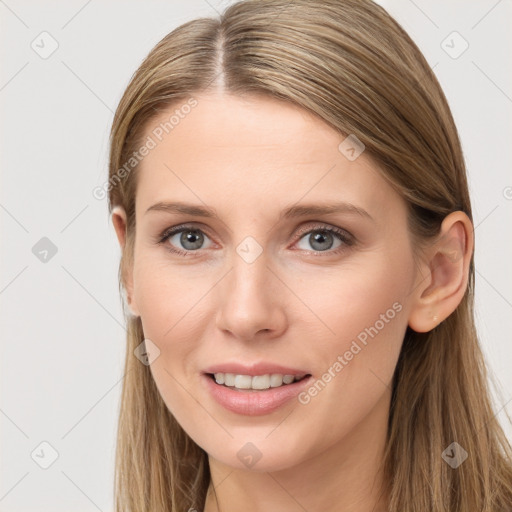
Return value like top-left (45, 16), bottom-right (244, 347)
top-left (201, 434), bottom-right (309, 473)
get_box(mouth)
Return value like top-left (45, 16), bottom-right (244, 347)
top-left (202, 370), bottom-right (314, 415)
top-left (206, 372), bottom-right (312, 392)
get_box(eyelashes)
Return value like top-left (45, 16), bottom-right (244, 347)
top-left (157, 222), bottom-right (355, 257)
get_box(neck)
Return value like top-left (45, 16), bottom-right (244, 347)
top-left (203, 389), bottom-right (391, 512)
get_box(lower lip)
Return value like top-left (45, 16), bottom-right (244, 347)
top-left (202, 374), bottom-right (313, 416)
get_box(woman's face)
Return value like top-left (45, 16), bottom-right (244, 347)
top-left (123, 92), bottom-right (419, 471)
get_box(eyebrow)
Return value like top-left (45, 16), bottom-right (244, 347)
top-left (145, 200), bottom-right (374, 222)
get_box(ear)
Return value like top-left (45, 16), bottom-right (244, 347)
top-left (408, 211), bottom-right (473, 333)
top-left (111, 206), bottom-right (140, 317)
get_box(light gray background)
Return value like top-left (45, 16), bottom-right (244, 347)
top-left (1, 0), bottom-right (511, 510)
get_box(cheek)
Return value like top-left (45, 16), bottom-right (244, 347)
top-left (133, 255), bottom-right (203, 338)
top-left (133, 261), bottom-right (204, 419)
top-left (132, 258), bottom-right (214, 398)
top-left (290, 260), bottom-right (410, 454)
top-left (297, 249), bottom-right (412, 384)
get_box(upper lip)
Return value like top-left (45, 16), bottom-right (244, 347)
top-left (203, 362), bottom-right (311, 377)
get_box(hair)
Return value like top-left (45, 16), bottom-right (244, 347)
top-left (107, 0), bottom-right (512, 510)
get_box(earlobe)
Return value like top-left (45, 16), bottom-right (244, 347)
top-left (408, 211), bottom-right (473, 333)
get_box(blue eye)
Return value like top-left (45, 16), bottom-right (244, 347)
top-left (157, 223), bottom-right (354, 257)
top-left (294, 226), bottom-right (353, 253)
top-left (159, 226), bottom-right (214, 256)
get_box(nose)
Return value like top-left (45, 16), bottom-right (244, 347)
top-left (215, 249), bottom-right (287, 342)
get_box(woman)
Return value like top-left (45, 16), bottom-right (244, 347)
top-left (107, 0), bottom-right (512, 510)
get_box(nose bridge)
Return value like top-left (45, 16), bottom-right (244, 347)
top-left (228, 236), bottom-right (273, 303)
top-left (215, 233), bottom-right (285, 338)
top-left (222, 212), bottom-right (271, 283)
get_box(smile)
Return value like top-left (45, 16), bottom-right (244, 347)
top-left (202, 373), bottom-right (313, 416)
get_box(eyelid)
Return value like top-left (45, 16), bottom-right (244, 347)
top-left (157, 222), bottom-right (213, 243)
top-left (293, 223), bottom-right (353, 243)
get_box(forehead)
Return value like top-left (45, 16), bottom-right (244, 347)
top-left (135, 93), bottom-right (405, 222)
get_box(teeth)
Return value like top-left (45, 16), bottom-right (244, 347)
top-left (269, 374), bottom-right (283, 387)
top-left (234, 375), bottom-right (252, 389)
top-left (252, 375), bottom-right (271, 390)
top-left (282, 375), bottom-right (295, 384)
top-left (213, 372), bottom-right (306, 390)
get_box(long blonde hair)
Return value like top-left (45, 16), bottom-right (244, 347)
top-left (107, 1), bottom-right (512, 510)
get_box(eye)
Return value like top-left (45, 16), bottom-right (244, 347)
top-left (157, 223), bottom-right (354, 256)
top-left (158, 224), bottom-right (213, 256)
top-left (293, 224), bottom-right (354, 254)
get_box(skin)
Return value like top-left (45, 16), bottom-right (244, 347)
top-left (112, 92), bottom-right (473, 512)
